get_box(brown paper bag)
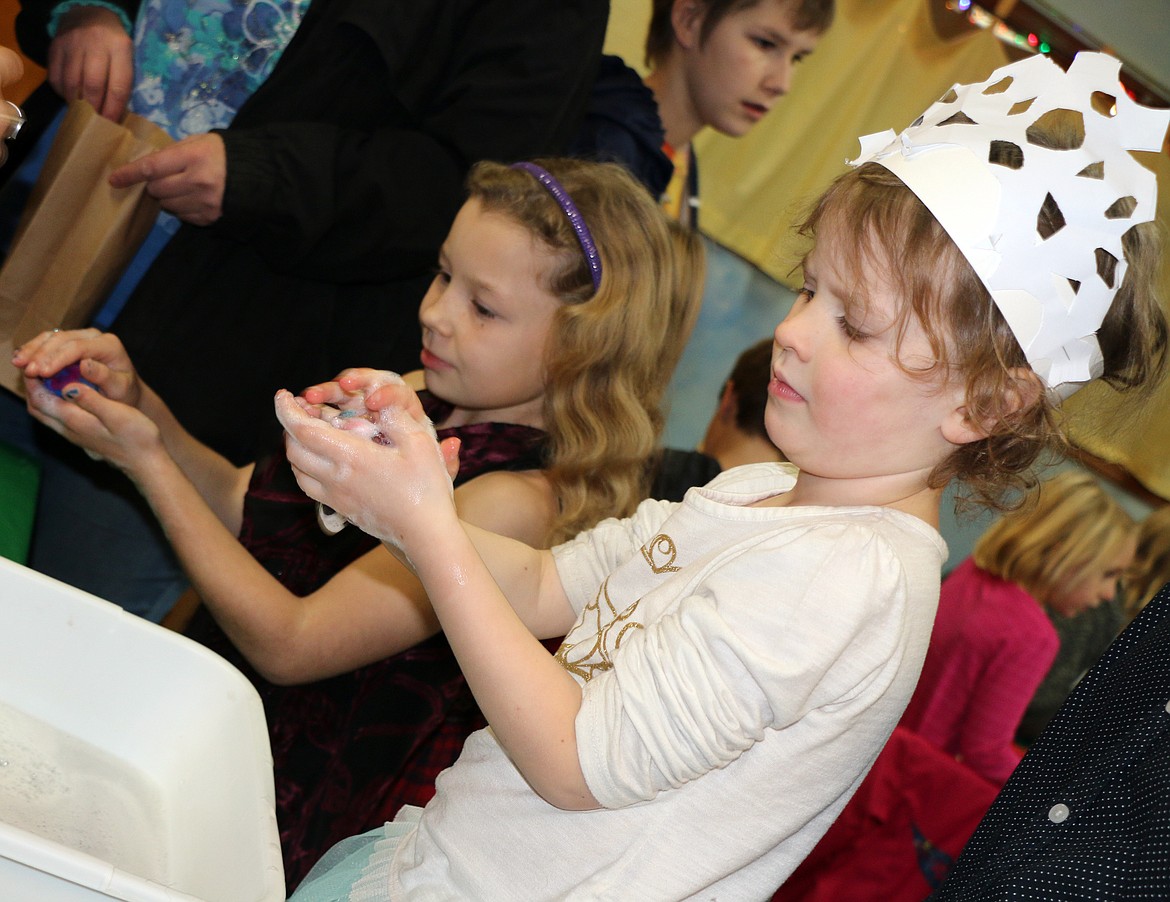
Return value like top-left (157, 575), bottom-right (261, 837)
top-left (0, 99), bottom-right (172, 396)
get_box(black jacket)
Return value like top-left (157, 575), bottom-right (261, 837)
top-left (569, 54), bottom-right (673, 197)
top-left (568, 53), bottom-right (699, 222)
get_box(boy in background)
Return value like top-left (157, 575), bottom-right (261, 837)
top-left (572, 0), bottom-right (833, 225)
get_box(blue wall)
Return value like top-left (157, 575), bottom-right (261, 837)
top-left (663, 237), bottom-right (796, 449)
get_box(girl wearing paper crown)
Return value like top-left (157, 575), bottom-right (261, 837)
top-left (283, 52), bottom-right (1167, 898)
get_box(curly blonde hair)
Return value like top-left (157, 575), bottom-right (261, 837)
top-left (797, 157), bottom-right (1167, 510)
top-left (973, 470), bottom-right (1134, 607)
top-left (468, 159), bottom-right (704, 542)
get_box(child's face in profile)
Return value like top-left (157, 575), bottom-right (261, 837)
top-left (764, 231), bottom-right (968, 483)
top-left (417, 198), bottom-right (563, 429)
top-left (679, 0), bottom-right (821, 137)
top-left (1050, 535), bottom-right (1136, 619)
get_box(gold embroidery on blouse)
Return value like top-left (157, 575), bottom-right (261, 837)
top-left (641, 533), bottom-right (680, 573)
top-left (556, 576), bottom-right (643, 681)
top-left (556, 533), bottom-right (681, 681)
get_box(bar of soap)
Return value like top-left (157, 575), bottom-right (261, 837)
top-left (41, 362), bottom-right (100, 397)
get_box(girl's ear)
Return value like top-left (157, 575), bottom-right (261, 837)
top-left (941, 408), bottom-right (985, 447)
top-left (672, 0), bottom-right (706, 50)
top-left (941, 367), bottom-right (1043, 446)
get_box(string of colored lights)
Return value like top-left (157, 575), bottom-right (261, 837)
top-left (943, 0), bottom-right (1170, 111)
top-left (946, 1), bottom-right (1053, 54)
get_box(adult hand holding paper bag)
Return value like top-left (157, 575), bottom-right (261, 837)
top-left (0, 99), bottom-right (171, 396)
top-left (108, 131), bottom-right (226, 226)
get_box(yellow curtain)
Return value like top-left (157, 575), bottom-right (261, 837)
top-left (1064, 145), bottom-right (1170, 502)
top-left (605, 0), bottom-right (1170, 500)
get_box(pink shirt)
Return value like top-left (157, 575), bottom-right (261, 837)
top-left (899, 558), bottom-right (1058, 784)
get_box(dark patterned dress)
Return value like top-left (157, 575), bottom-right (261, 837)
top-left (186, 394), bottom-right (546, 891)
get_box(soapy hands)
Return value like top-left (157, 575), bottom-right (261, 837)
top-left (299, 369), bottom-right (431, 441)
top-left (296, 369), bottom-right (440, 534)
top-left (14, 328), bottom-right (157, 470)
top-left (276, 369), bottom-right (461, 551)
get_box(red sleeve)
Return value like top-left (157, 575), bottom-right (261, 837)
top-left (955, 613), bottom-right (1058, 784)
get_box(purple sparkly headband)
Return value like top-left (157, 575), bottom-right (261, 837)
top-left (510, 162), bottom-right (602, 292)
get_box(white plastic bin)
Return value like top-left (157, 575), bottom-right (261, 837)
top-left (0, 556), bottom-right (284, 900)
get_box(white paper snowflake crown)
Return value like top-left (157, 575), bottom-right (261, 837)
top-left (850, 52), bottom-right (1170, 398)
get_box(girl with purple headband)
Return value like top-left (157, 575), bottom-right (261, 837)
top-left (276, 53), bottom-right (1166, 898)
top-left (15, 157), bottom-right (703, 893)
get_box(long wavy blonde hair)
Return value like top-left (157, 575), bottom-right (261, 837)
top-left (468, 159), bottom-right (704, 542)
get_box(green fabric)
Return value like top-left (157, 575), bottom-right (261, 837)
top-left (0, 441), bottom-right (39, 564)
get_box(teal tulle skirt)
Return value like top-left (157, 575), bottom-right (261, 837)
top-left (288, 806), bottom-right (423, 901)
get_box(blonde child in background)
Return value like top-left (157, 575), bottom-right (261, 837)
top-left (16, 158), bottom-right (703, 891)
top-left (901, 470), bottom-right (1137, 785)
top-left (276, 52), bottom-right (1167, 899)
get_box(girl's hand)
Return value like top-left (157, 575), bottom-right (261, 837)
top-left (300, 368), bottom-right (413, 412)
top-left (23, 372), bottom-right (163, 473)
top-left (275, 385), bottom-right (459, 551)
top-left (14, 328), bottom-right (142, 409)
top-left (300, 369), bottom-right (420, 444)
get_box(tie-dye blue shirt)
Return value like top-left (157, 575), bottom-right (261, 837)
top-left (129, 0), bottom-right (308, 138)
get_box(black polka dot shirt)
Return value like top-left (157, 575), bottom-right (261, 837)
top-left (933, 583), bottom-right (1170, 900)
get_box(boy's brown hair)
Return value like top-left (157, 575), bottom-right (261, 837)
top-left (645, 0), bottom-right (835, 68)
top-left (726, 338), bottom-right (774, 439)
